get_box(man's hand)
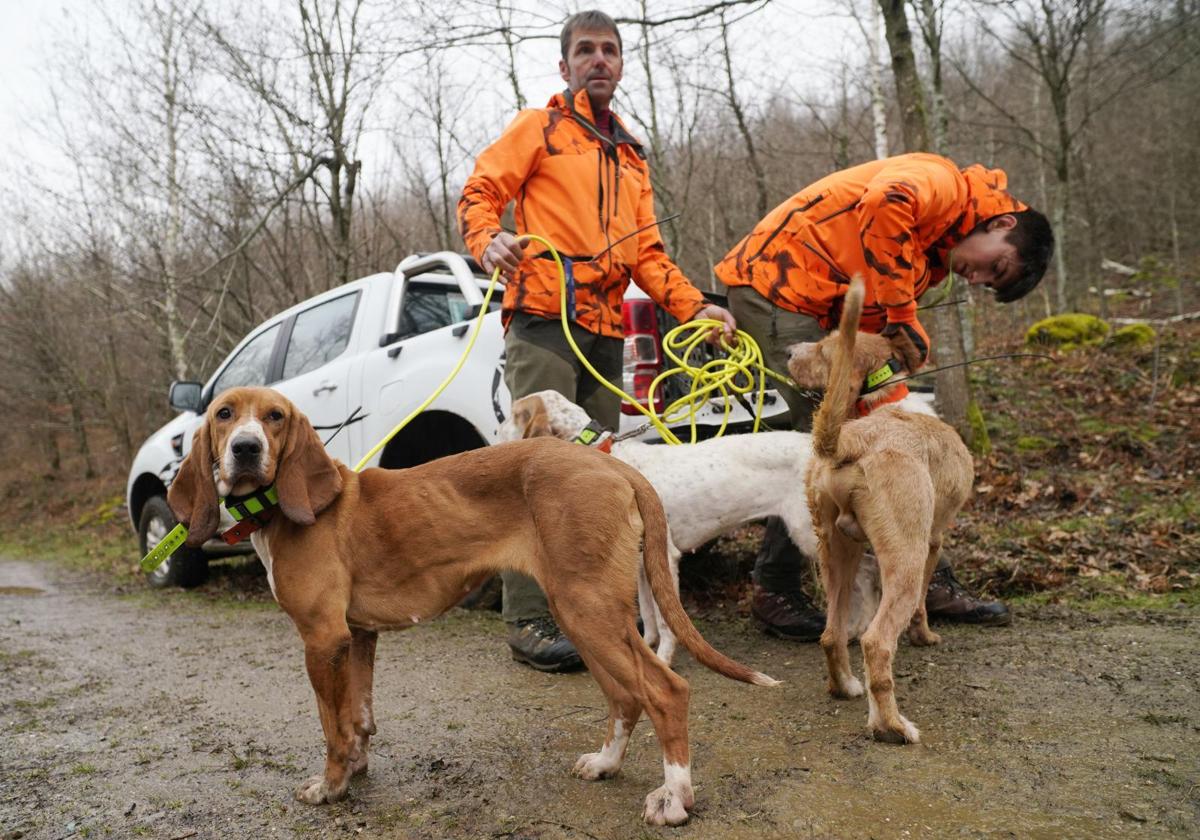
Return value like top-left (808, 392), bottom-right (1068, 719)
top-left (482, 232), bottom-right (526, 280)
top-left (881, 321), bottom-right (929, 373)
top-left (689, 303), bottom-right (737, 346)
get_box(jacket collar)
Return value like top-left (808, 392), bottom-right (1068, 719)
top-left (936, 164), bottom-right (1028, 251)
top-left (549, 88), bottom-right (646, 158)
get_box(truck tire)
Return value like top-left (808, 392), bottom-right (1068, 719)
top-left (138, 495), bottom-right (208, 589)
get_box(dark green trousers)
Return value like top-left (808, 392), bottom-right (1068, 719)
top-left (501, 312), bottom-right (624, 622)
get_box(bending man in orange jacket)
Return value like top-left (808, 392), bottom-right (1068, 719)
top-left (714, 152), bottom-right (1054, 638)
top-left (458, 10), bottom-right (735, 673)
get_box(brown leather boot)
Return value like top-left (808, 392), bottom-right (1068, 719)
top-left (925, 567), bottom-right (1012, 626)
top-left (507, 616), bottom-right (586, 672)
top-left (751, 585), bottom-right (826, 641)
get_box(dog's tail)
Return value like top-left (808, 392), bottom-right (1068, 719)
top-left (813, 276), bottom-right (866, 460)
top-left (629, 469), bottom-right (780, 687)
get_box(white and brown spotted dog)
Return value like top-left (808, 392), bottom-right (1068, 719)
top-left (788, 279), bottom-right (974, 744)
top-left (167, 386), bottom-right (778, 826)
top-left (500, 392), bottom-right (885, 663)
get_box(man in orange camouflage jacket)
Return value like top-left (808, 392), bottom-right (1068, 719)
top-left (714, 152), bottom-right (1054, 640)
top-left (458, 10), bottom-right (735, 673)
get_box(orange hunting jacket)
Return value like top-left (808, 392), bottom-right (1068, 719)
top-left (458, 88), bottom-right (707, 338)
top-left (714, 153), bottom-right (1027, 349)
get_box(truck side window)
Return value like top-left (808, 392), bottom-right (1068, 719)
top-left (211, 323), bottom-right (282, 397)
top-left (396, 283), bottom-right (499, 341)
top-left (282, 292), bottom-right (359, 380)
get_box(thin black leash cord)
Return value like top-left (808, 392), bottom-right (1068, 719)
top-left (588, 212), bottom-right (682, 263)
top-left (321, 405), bottom-right (365, 447)
top-left (503, 213), bottom-right (682, 264)
top-left (887, 353), bottom-right (1054, 388)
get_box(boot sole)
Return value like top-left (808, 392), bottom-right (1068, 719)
top-left (928, 611), bottom-right (1013, 627)
top-left (754, 618), bottom-right (824, 643)
top-left (509, 648), bottom-right (587, 673)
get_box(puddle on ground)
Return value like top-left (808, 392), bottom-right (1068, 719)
top-left (0, 586), bottom-right (45, 597)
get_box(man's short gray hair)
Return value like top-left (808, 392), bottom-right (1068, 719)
top-left (560, 10), bottom-right (622, 60)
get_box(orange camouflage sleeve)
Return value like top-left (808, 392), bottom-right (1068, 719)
top-left (457, 110), bottom-right (547, 265)
top-left (855, 166), bottom-right (954, 366)
top-left (630, 161), bottom-right (706, 322)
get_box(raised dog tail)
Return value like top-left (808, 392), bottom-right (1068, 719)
top-left (629, 469), bottom-right (780, 687)
top-left (813, 276), bottom-right (866, 460)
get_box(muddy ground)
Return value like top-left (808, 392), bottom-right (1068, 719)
top-left (1, 556), bottom-right (1197, 840)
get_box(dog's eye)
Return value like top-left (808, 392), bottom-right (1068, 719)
top-left (216, 406), bottom-right (232, 420)
top-left (266, 410), bottom-right (284, 422)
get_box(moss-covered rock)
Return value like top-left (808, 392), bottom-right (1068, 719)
top-left (1025, 314), bottom-right (1110, 350)
top-left (1107, 322), bottom-right (1156, 350)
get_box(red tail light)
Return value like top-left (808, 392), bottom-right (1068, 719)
top-left (621, 299), bottom-right (664, 415)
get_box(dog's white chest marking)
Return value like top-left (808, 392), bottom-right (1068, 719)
top-left (251, 531), bottom-right (277, 600)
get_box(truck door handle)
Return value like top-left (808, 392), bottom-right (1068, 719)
top-left (313, 382), bottom-right (338, 396)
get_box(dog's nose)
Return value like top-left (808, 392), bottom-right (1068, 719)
top-left (231, 437), bottom-right (263, 461)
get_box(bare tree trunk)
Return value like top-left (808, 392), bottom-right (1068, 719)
top-left (636, 3), bottom-right (680, 252)
top-left (846, 0), bottom-right (890, 158)
top-left (719, 11), bottom-right (769, 219)
top-left (496, 0), bottom-right (526, 109)
top-left (157, 1), bottom-right (189, 380)
top-left (868, 0), bottom-right (890, 159)
top-left (878, 0), bottom-right (929, 151)
top-left (914, 0), bottom-right (949, 153)
top-left (68, 392), bottom-right (96, 479)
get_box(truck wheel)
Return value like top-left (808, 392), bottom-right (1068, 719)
top-left (138, 495), bottom-right (208, 589)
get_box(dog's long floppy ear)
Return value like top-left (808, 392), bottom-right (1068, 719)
top-left (274, 409), bottom-right (343, 525)
top-left (168, 422), bottom-right (221, 547)
top-left (511, 395), bottom-right (554, 439)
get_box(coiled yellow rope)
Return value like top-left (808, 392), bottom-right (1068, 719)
top-left (355, 233), bottom-right (796, 467)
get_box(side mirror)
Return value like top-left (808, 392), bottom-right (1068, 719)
top-left (169, 381), bottom-right (204, 414)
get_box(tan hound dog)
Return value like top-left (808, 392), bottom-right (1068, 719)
top-left (500, 392), bottom-right (886, 663)
top-left (167, 386), bottom-right (777, 825)
top-left (788, 279), bottom-right (973, 744)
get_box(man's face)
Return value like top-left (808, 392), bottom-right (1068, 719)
top-left (952, 214), bottom-right (1021, 294)
top-left (559, 27), bottom-right (623, 109)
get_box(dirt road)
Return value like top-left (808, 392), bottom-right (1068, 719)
top-left (1, 556), bottom-right (1197, 839)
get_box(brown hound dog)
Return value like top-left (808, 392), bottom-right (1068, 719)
top-left (787, 280), bottom-right (973, 744)
top-left (167, 386), bottom-right (777, 825)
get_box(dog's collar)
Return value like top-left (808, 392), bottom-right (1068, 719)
top-left (861, 359), bottom-right (905, 395)
top-left (220, 485), bottom-right (279, 544)
top-left (856, 383), bottom-right (910, 417)
top-left (571, 420), bottom-right (614, 454)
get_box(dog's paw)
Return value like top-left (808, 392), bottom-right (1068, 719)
top-left (294, 774), bottom-right (347, 805)
top-left (908, 627), bottom-right (941, 647)
top-left (828, 674), bottom-right (865, 699)
top-left (871, 715), bottom-right (921, 745)
top-left (643, 784), bottom-right (691, 826)
top-left (573, 751), bottom-right (619, 781)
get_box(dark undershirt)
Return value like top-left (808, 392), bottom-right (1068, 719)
top-left (593, 108), bottom-right (614, 140)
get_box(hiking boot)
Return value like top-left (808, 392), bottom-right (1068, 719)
top-left (925, 567), bottom-right (1012, 626)
top-left (752, 585), bottom-right (826, 641)
top-left (507, 616), bottom-right (585, 672)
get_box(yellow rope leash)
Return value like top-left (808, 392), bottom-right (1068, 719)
top-left (353, 233), bottom-right (797, 467)
top-left (352, 265), bottom-right (504, 472)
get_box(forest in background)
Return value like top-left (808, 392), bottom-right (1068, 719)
top-left (0, 0), bottom-right (1197, 477)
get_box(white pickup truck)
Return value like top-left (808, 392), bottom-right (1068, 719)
top-left (126, 252), bottom-right (789, 587)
